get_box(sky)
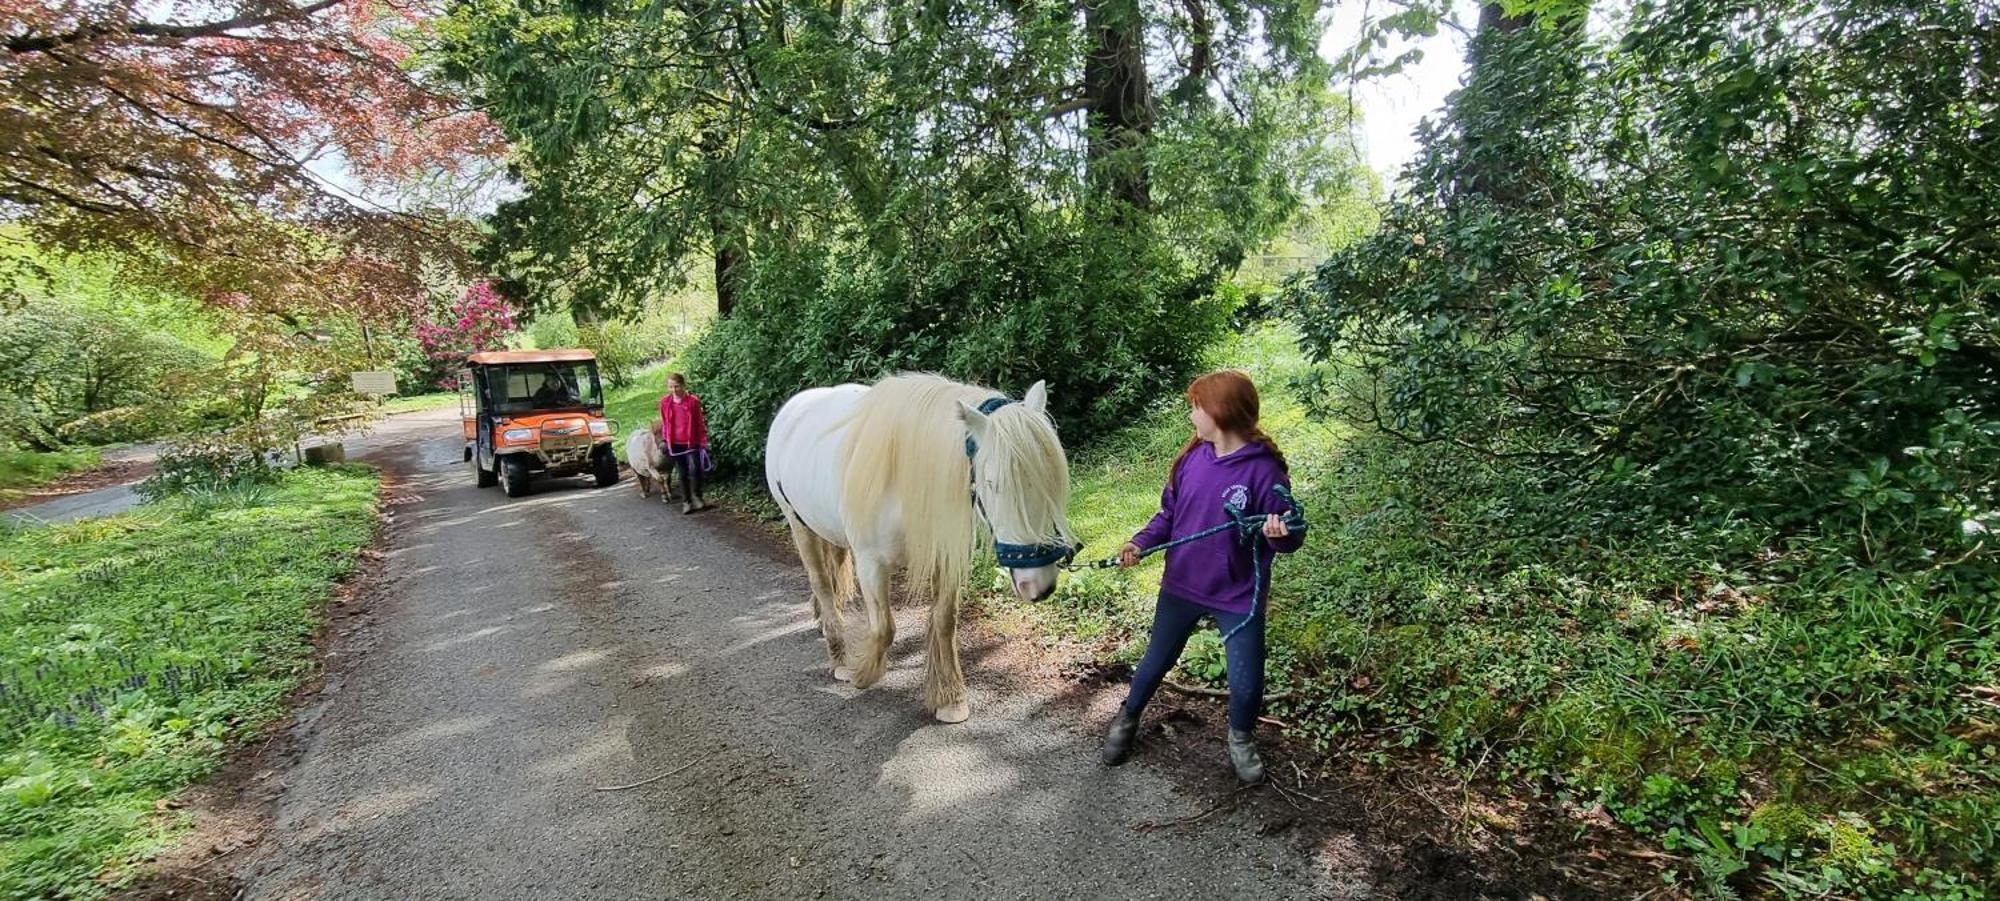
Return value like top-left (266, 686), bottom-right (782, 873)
top-left (1319, 2), bottom-right (1474, 182)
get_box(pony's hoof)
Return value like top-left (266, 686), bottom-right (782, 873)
top-left (832, 666), bottom-right (856, 683)
top-left (935, 702), bottom-right (971, 724)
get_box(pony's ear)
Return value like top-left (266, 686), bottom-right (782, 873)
top-left (958, 400), bottom-right (993, 444)
top-left (1023, 380), bottom-right (1049, 414)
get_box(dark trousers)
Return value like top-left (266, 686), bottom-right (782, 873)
top-left (1121, 590), bottom-right (1266, 732)
top-left (670, 449), bottom-right (702, 498)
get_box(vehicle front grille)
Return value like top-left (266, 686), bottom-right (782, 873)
top-left (539, 435), bottom-right (593, 467)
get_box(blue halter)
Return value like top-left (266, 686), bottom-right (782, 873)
top-left (965, 395), bottom-right (1079, 571)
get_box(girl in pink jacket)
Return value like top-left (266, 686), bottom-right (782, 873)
top-left (658, 372), bottom-right (710, 513)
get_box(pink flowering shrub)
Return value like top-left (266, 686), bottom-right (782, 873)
top-left (413, 281), bottom-right (517, 389)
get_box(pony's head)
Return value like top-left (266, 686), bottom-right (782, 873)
top-left (959, 380), bottom-right (1074, 601)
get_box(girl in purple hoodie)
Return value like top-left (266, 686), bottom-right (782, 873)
top-left (1101, 369), bottom-right (1304, 783)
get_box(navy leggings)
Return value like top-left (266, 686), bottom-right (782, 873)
top-left (668, 447), bottom-right (702, 497)
top-left (1121, 591), bottom-right (1267, 732)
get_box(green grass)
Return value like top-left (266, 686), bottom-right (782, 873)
top-left (0, 465), bottom-right (380, 898)
top-left (375, 391), bottom-right (459, 414)
top-left (0, 449), bottom-right (103, 502)
top-left (603, 362), bottom-right (676, 451)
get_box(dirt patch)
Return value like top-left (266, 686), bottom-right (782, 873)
top-left (109, 470), bottom-right (410, 901)
top-left (0, 459), bottom-right (154, 512)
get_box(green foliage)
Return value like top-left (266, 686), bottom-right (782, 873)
top-left (686, 213), bottom-right (1237, 468)
top-left (1279, 432), bottom-right (1997, 894)
top-left (1276, 2), bottom-right (2000, 887)
top-left (440, 0), bottom-right (1364, 463)
top-left (602, 362), bottom-right (675, 450)
top-left (0, 300), bottom-right (211, 451)
top-left (0, 466), bottom-right (379, 897)
top-left (0, 237), bottom-right (232, 452)
top-left (134, 440), bottom-right (278, 503)
top-left (1288, 0), bottom-right (1998, 559)
top-left (0, 449), bottom-right (100, 500)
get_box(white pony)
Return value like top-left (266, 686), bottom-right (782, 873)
top-left (765, 373), bottom-right (1074, 723)
top-left (625, 424), bottom-right (672, 503)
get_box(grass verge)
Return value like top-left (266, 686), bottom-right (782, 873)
top-left (0, 449), bottom-right (104, 503)
top-left (0, 464), bottom-right (380, 898)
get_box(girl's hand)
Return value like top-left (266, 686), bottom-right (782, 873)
top-left (1118, 542), bottom-right (1141, 568)
top-left (1263, 513), bottom-right (1291, 539)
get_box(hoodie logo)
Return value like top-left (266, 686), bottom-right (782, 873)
top-left (1223, 484), bottom-right (1250, 510)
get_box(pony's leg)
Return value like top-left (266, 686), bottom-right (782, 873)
top-left (850, 553), bottom-right (896, 690)
top-left (925, 591), bottom-right (970, 723)
top-left (785, 520), bottom-right (852, 680)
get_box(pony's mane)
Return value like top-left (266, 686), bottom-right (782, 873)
top-left (838, 373), bottom-right (1071, 602)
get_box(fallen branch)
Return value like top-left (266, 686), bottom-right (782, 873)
top-left (1133, 796), bottom-right (1235, 832)
top-left (593, 752), bottom-right (715, 791)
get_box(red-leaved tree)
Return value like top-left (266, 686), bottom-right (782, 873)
top-left (2, 0), bottom-right (502, 315)
top-left (2, 0), bottom-right (506, 451)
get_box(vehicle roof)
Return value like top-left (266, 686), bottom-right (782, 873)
top-left (466, 348), bottom-right (598, 365)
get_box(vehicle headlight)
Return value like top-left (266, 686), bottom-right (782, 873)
top-left (588, 420), bottom-right (610, 436)
top-left (502, 428), bottom-right (535, 442)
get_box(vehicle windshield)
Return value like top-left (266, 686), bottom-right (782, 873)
top-left (488, 362), bottom-right (603, 413)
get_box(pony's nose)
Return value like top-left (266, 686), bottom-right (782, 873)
top-left (1008, 572), bottom-right (1056, 600)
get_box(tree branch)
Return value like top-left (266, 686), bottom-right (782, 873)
top-left (5, 0), bottom-right (345, 55)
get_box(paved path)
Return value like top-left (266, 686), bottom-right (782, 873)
top-left (227, 406), bottom-right (1362, 899)
top-left (4, 406), bottom-right (459, 528)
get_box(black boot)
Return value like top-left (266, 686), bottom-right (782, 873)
top-left (1227, 729), bottom-right (1266, 784)
top-left (1100, 704), bottom-right (1143, 766)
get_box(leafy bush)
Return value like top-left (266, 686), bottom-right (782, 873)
top-left (0, 301), bottom-right (210, 450)
top-left (1275, 0), bottom-right (1999, 892)
top-left (685, 210), bottom-right (1233, 471)
top-left (135, 439), bottom-right (276, 503)
top-left (579, 315), bottom-right (684, 389)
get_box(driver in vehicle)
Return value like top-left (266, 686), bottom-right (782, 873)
top-left (530, 372), bottom-right (577, 407)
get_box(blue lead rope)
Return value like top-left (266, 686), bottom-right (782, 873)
top-left (1067, 484), bottom-right (1308, 642)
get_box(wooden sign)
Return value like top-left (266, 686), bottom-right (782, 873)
top-left (350, 370), bottom-right (398, 396)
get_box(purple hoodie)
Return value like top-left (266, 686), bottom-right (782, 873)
top-left (1131, 441), bottom-right (1305, 615)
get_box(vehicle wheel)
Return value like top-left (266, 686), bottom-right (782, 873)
top-left (500, 455), bottom-right (531, 498)
top-left (592, 450), bottom-right (620, 488)
top-left (472, 453), bottom-right (497, 488)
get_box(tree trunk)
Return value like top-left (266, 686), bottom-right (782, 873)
top-left (1084, 0), bottom-right (1153, 210)
top-left (711, 228), bottom-right (741, 319)
top-left (1452, 3), bottom-right (1584, 205)
top-left (698, 126), bottom-right (743, 319)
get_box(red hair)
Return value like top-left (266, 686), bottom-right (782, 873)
top-left (1170, 369), bottom-right (1287, 487)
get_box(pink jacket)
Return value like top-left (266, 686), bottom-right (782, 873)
top-left (658, 393), bottom-right (709, 451)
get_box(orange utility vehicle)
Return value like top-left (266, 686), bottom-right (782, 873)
top-left (461, 349), bottom-right (620, 497)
